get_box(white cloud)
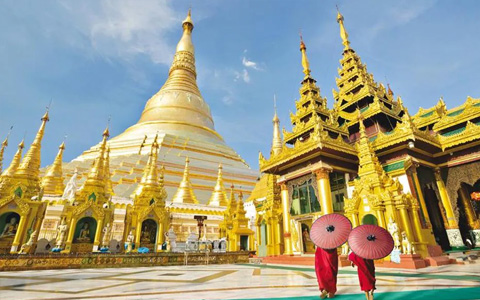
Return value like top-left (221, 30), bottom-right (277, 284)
top-left (234, 69), bottom-right (250, 83)
top-left (60, 0), bottom-right (179, 65)
top-left (242, 56), bottom-right (261, 70)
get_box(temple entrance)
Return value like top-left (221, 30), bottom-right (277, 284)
top-left (362, 214), bottom-right (378, 225)
top-left (423, 185), bottom-right (450, 250)
top-left (300, 221), bottom-right (315, 254)
top-left (258, 221), bottom-right (267, 257)
top-left (240, 235), bottom-right (248, 251)
top-left (140, 219), bottom-right (157, 251)
top-left (0, 212), bottom-right (20, 254)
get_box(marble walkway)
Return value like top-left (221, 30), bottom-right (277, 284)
top-left (1, 263), bottom-right (480, 300)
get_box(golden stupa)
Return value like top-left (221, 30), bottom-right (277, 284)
top-left (61, 10), bottom-right (258, 202)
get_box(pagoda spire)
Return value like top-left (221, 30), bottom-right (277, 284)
top-left (132, 134), bottom-right (167, 204)
top-left (208, 163), bottom-right (228, 206)
top-left (1, 139), bottom-right (24, 178)
top-left (271, 95), bottom-right (283, 156)
top-left (41, 141), bottom-right (66, 196)
top-left (299, 34), bottom-right (311, 78)
top-left (82, 127), bottom-right (109, 191)
top-left (227, 184), bottom-right (237, 216)
top-left (0, 130), bottom-right (10, 174)
top-left (336, 8), bottom-right (351, 51)
top-left (104, 146), bottom-right (114, 196)
top-left (14, 110), bottom-right (49, 182)
top-left (172, 157), bottom-right (198, 204)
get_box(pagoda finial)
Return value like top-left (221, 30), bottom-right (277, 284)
top-left (42, 141), bottom-right (66, 196)
top-left (336, 7), bottom-right (351, 51)
top-left (0, 127), bottom-right (12, 174)
top-left (1, 139), bottom-right (24, 178)
top-left (172, 156), bottom-right (198, 204)
top-left (227, 183), bottom-right (237, 215)
top-left (299, 33), bottom-right (311, 78)
top-left (14, 108), bottom-right (49, 182)
top-left (271, 94), bottom-right (283, 156)
top-left (208, 163), bottom-right (228, 206)
top-left (177, 8), bottom-right (195, 54)
top-left (358, 111), bottom-right (367, 140)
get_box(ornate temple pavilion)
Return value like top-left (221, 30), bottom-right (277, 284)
top-left (0, 11), bottom-right (257, 254)
top-left (251, 10), bottom-right (480, 259)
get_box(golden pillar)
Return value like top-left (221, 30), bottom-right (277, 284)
top-left (434, 168), bottom-right (457, 228)
top-left (93, 218), bottom-right (103, 251)
top-left (256, 224), bottom-right (261, 252)
top-left (63, 216), bottom-right (77, 253)
top-left (10, 215), bottom-right (28, 253)
top-left (398, 205), bottom-right (415, 242)
top-left (266, 219), bottom-right (273, 255)
top-left (275, 218), bottom-right (282, 255)
top-left (156, 222), bottom-right (164, 252)
top-left (410, 166), bottom-right (432, 227)
top-left (315, 168), bottom-right (333, 215)
top-left (135, 219), bottom-right (142, 247)
top-left (350, 212), bottom-right (359, 227)
top-left (459, 185), bottom-right (480, 229)
top-left (280, 183), bottom-right (293, 255)
top-left (375, 207), bottom-right (386, 228)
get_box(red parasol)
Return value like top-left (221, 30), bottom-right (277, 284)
top-left (348, 225), bottom-right (394, 260)
top-left (310, 213), bottom-right (352, 249)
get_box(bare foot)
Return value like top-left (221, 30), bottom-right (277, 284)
top-left (320, 290), bottom-right (328, 299)
top-left (327, 292), bottom-right (335, 298)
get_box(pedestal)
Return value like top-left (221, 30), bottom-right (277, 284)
top-left (338, 255), bottom-right (350, 267)
top-left (425, 245), bottom-right (451, 267)
top-left (398, 254), bottom-right (427, 269)
top-left (447, 229), bottom-right (467, 250)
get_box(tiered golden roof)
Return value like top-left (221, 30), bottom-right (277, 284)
top-left (171, 157), bottom-right (198, 204)
top-left (41, 141), bottom-right (65, 196)
top-left (208, 164), bottom-right (228, 206)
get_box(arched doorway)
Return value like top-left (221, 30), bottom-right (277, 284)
top-left (74, 217), bottom-right (97, 244)
top-left (140, 219), bottom-right (157, 250)
top-left (300, 222), bottom-right (315, 254)
top-left (423, 185), bottom-right (450, 250)
top-left (362, 214), bottom-right (378, 225)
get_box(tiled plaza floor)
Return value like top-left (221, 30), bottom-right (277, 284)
top-left (1, 263), bottom-right (480, 300)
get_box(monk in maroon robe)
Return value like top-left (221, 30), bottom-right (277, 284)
top-left (315, 247), bottom-right (338, 298)
top-left (348, 251), bottom-right (376, 300)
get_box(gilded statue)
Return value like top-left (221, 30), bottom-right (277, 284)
top-left (19, 230), bottom-right (37, 254)
top-left (101, 223), bottom-right (112, 249)
top-left (140, 226), bottom-right (151, 243)
top-left (76, 222), bottom-right (91, 243)
top-left (0, 217), bottom-right (18, 238)
top-left (387, 217), bottom-right (401, 250)
top-left (55, 218), bottom-right (68, 249)
top-left (401, 231), bottom-right (414, 255)
top-left (125, 230), bottom-right (135, 253)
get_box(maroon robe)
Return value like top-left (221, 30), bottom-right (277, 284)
top-left (314, 247), bottom-right (338, 294)
top-left (348, 252), bottom-right (376, 291)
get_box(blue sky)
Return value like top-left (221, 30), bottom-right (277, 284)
top-left (1, 0), bottom-right (480, 170)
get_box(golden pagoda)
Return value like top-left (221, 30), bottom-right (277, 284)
top-left (41, 141), bottom-right (66, 196)
top-left (0, 112), bottom-right (48, 254)
top-left (0, 133), bottom-right (9, 174)
top-left (126, 134), bottom-right (168, 252)
top-left (208, 164), bottom-right (228, 206)
top-left (172, 157), bottom-right (198, 204)
top-left (252, 9), bottom-right (480, 262)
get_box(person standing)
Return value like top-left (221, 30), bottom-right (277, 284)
top-left (315, 247), bottom-right (339, 298)
top-left (348, 251), bottom-right (376, 300)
